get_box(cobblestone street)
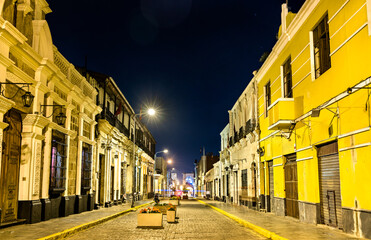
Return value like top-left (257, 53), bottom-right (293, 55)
top-left (67, 200), bottom-right (266, 240)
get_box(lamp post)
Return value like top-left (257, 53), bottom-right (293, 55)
top-left (153, 149), bottom-right (168, 198)
top-left (131, 108), bottom-right (155, 208)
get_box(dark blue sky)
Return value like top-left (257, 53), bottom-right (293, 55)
top-left (46, 0), bottom-right (305, 172)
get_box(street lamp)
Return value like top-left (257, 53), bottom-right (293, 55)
top-left (131, 108), bottom-right (156, 208)
top-left (153, 149), bottom-right (169, 197)
top-left (167, 159), bottom-right (172, 164)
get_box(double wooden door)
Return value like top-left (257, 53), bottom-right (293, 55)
top-left (0, 110), bottom-right (22, 224)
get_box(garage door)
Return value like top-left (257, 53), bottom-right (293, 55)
top-left (318, 141), bottom-right (342, 228)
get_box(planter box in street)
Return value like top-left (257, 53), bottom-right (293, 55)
top-left (155, 205), bottom-right (168, 215)
top-left (167, 210), bottom-right (176, 223)
top-left (137, 213), bottom-right (163, 228)
top-left (169, 200), bottom-right (179, 206)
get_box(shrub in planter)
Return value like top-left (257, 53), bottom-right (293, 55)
top-left (167, 205), bottom-right (177, 223)
top-left (154, 203), bottom-right (170, 215)
top-left (137, 207), bottom-right (163, 228)
top-left (169, 196), bottom-right (180, 206)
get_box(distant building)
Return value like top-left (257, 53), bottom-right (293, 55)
top-left (195, 153), bottom-right (219, 197)
top-left (154, 157), bottom-right (168, 196)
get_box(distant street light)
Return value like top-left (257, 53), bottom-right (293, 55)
top-left (167, 159), bottom-right (172, 164)
top-left (131, 108), bottom-right (156, 208)
top-left (153, 149), bottom-right (169, 197)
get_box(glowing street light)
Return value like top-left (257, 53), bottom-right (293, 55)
top-left (131, 107), bottom-right (156, 208)
top-left (167, 159), bottom-right (173, 164)
top-left (147, 108), bottom-right (156, 116)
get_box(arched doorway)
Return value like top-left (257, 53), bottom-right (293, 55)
top-left (0, 109), bottom-right (22, 224)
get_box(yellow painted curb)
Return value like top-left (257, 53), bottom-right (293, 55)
top-left (197, 199), bottom-right (288, 240)
top-left (37, 202), bottom-right (153, 240)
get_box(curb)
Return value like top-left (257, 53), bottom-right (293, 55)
top-left (37, 202), bottom-right (153, 240)
top-left (197, 199), bottom-right (288, 240)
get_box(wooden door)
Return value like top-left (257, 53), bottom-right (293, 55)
top-left (285, 154), bottom-right (299, 219)
top-left (0, 110), bottom-right (22, 224)
top-left (98, 154), bottom-right (104, 205)
top-left (110, 166), bottom-right (114, 202)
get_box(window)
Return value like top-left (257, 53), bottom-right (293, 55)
top-left (313, 15), bottom-right (331, 78)
top-left (241, 169), bottom-right (248, 189)
top-left (70, 112), bottom-right (79, 133)
top-left (50, 130), bottom-right (67, 193)
top-left (264, 81), bottom-right (271, 117)
top-left (83, 121), bottom-right (91, 138)
top-left (283, 58), bottom-right (293, 98)
top-left (81, 143), bottom-right (92, 193)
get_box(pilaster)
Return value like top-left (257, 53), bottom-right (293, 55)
top-left (19, 114), bottom-right (48, 201)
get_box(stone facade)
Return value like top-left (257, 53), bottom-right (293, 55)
top-left (0, 0), bottom-right (156, 226)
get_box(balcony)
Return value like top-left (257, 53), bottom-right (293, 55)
top-left (268, 98), bottom-right (295, 130)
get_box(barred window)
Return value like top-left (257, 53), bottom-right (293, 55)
top-left (283, 58), bottom-right (293, 98)
top-left (313, 15), bottom-right (331, 78)
top-left (241, 169), bottom-right (248, 189)
top-left (50, 130), bottom-right (67, 193)
top-left (81, 143), bottom-right (92, 193)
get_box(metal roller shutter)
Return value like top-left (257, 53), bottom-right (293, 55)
top-left (318, 142), bottom-right (342, 228)
top-left (268, 161), bottom-right (274, 212)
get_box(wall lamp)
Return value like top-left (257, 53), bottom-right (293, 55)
top-left (0, 82), bottom-right (34, 107)
top-left (257, 147), bottom-right (265, 157)
top-left (40, 104), bottom-right (67, 126)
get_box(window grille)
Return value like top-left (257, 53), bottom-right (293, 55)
top-left (50, 130), bottom-right (67, 193)
top-left (241, 169), bottom-right (248, 189)
top-left (81, 142), bottom-right (92, 193)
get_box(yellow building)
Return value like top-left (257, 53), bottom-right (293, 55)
top-left (257, 1), bottom-right (371, 238)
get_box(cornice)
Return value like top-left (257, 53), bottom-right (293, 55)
top-left (7, 65), bottom-right (36, 86)
top-left (23, 114), bottom-right (50, 129)
top-left (49, 121), bottom-right (73, 136)
top-left (0, 53), bottom-right (14, 67)
top-left (78, 135), bottom-right (95, 145)
top-left (0, 17), bottom-right (27, 45)
top-left (98, 119), bottom-right (115, 134)
top-left (0, 96), bottom-right (15, 114)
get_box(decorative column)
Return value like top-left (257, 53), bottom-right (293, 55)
top-left (18, 114), bottom-right (49, 223)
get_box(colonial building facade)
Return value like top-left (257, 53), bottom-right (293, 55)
top-left (213, 1), bottom-right (371, 238)
top-left (227, 79), bottom-right (260, 208)
top-left (257, 1), bottom-right (371, 238)
top-left (0, 0), bottom-right (155, 226)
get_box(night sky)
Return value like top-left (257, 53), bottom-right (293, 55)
top-left (46, 0), bottom-right (305, 172)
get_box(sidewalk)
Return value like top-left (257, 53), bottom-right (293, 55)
top-left (201, 199), bottom-right (362, 240)
top-left (0, 200), bottom-right (152, 240)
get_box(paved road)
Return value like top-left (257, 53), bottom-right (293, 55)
top-left (67, 200), bottom-right (267, 240)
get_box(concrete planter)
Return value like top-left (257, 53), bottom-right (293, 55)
top-left (169, 200), bottom-right (179, 206)
top-left (137, 213), bottom-right (163, 228)
top-left (167, 210), bottom-right (176, 223)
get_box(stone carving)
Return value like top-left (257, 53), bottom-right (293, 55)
top-left (33, 142), bottom-right (41, 195)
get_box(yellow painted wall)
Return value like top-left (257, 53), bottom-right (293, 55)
top-left (257, 0), bottom-right (371, 210)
